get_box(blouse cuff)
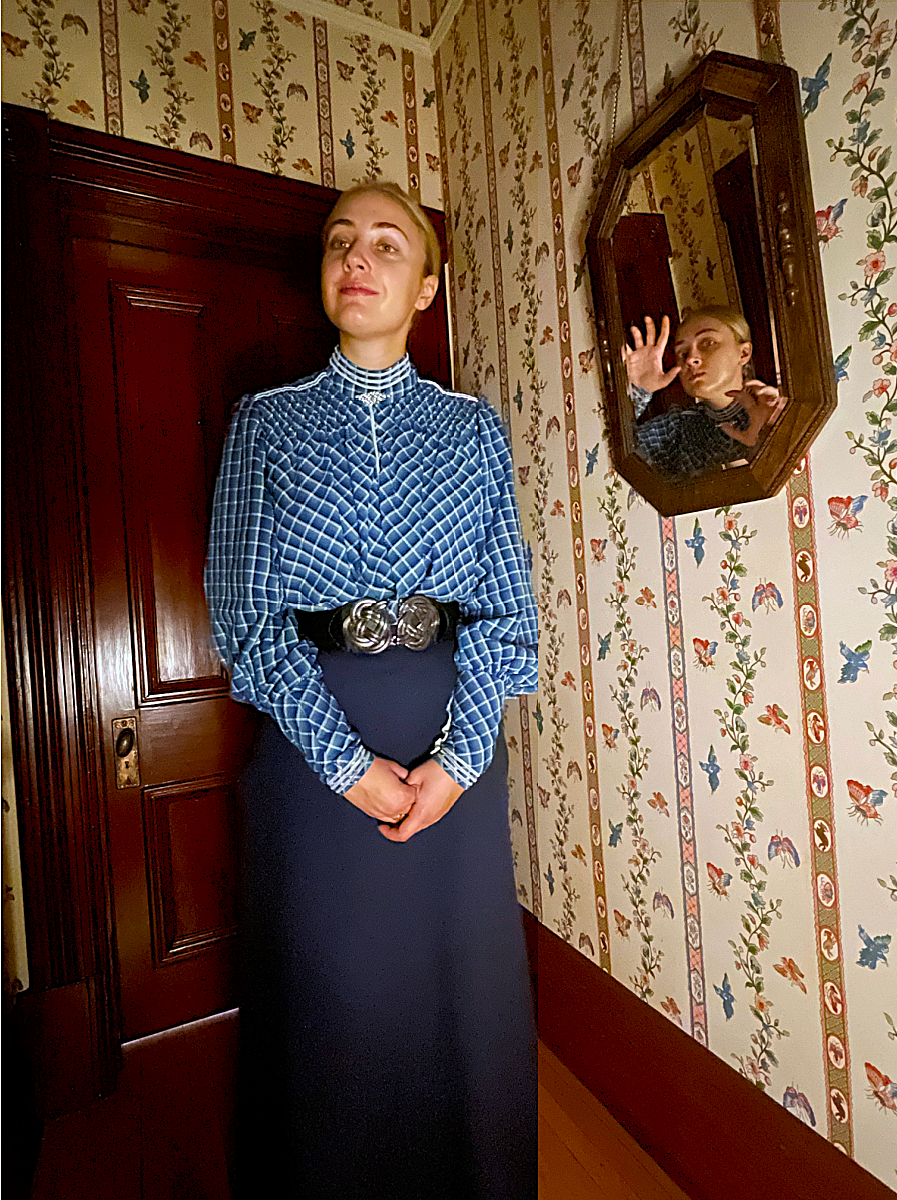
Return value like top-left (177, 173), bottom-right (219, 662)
top-left (328, 745), bottom-right (376, 794)
top-left (433, 746), bottom-right (480, 791)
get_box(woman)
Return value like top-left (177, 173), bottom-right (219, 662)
top-left (622, 307), bottom-right (786, 478)
top-left (204, 182), bottom-right (538, 1199)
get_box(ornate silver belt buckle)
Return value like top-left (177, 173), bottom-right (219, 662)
top-left (397, 595), bottom-right (440, 651)
top-left (342, 599), bottom-right (393, 653)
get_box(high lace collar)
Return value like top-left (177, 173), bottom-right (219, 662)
top-left (329, 346), bottom-right (415, 394)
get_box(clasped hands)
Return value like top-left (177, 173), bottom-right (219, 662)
top-left (344, 756), bottom-right (463, 842)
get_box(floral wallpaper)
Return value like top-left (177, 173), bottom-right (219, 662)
top-left (434, 0), bottom-right (895, 1190)
top-left (4, 0), bottom-right (897, 1189)
top-left (1, 0), bottom-right (443, 203)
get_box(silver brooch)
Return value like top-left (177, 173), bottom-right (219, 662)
top-left (397, 595), bottom-right (440, 651)
top-left (342, 599), bottom-right (392, 653)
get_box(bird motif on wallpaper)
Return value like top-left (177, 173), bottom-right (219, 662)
top-left (544, 864), bottom-right (555, 896)
top-left (607, 819), bottom-right (623, 848)
top-left (561, 62), bottom-right (575, 107)
top-left (838, 639), bottom-right (871, 682)
top-left (238, 28), bottom-right (257, 51)
top-left (130, 69), bottom-right (150, 103)
top-left (857, 926), bottom-right (891, 970)
top-left (714, 973), bottom-right (735, 1019)
top-left (286, 82), bottom-right (308, 101)
top-left (685, 519), bottom-right (705, 565)
top-left (189, 131), bottom-right (213, 151)
top-left (700, 746), bottom-right (721, 792)
top-left (2, 32), bottom-right (29, 55)
top-left (801, 51), bottom-right (831, 116)
top-left (596, 632), bottom-right (612, 661)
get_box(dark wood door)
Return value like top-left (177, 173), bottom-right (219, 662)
top-left (4, 107), bottom-right (451, 1067)
top-left (77, 241), bottom-right (337, 1037)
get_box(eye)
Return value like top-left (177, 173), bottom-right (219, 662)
top-left (378, 241), bottom-right (398, 253)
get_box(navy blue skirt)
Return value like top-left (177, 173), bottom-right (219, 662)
top-left (236, 640), bottom-right (536, 1198)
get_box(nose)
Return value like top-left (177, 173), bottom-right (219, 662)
top-left (343, 242), bottom-right (369, 272)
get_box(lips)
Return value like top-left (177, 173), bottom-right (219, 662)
top-left (340, 282), bottom-right (377, 296)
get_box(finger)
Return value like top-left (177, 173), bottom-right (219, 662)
top-left (629, 323), bottom-right (645, 350)
top-left (659, 365), bottom-right (682, 387)
top-left (655, 314), bottom-right (671, 354)
top-left (643, 315), bottom-right (656, 346)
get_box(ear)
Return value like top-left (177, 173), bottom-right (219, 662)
top-left (739, 340), bottom-right (753, 366)
top-left (415, 273), bottom-right (440, 312)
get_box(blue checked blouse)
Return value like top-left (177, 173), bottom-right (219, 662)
top-left (631, 384), bottom-right (747, 477)
top-left (205, 347), bottom-right (538, 794)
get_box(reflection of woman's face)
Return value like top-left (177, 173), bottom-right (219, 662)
top-left (320, 192), bottom-right (437, 349)
top-left (673, 316), bottom-right (752, 407)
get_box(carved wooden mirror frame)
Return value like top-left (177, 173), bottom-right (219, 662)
top-left (586, 51), bottom-right (837, 517)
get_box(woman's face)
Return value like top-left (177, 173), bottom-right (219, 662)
top-left (321, 192), bottom-right (438, 354)
top-left (673, 316), bottom-right (752, 406)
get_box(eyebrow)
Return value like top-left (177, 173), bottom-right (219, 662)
top-left (325, 218), bottom-right (410, 243)
top-left (673, 327), bottom-right (719, 349)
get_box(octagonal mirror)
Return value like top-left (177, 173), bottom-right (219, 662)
top-left (586, 51), bottom-right (837, 517)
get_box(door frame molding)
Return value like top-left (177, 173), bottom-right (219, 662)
top-left (2, 104), bottom-right (448, 1115)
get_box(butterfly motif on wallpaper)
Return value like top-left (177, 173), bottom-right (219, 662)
top-left (782, 1087), bottom-right (816, 1126)
top-left (596, 632), bottom-right (612, 661)
top-left (846, 778), bottom-right (886, 824)
top-left (640, 686), bottom-right (661, 711)
top-left (613, 910), bottom-right (631, 939)
top-left (828, 494), bottom-right (867, 536)
top-left (602, 724), bottom-right (619, 750)
top-left (768, 833), bottom-right (800, 868)
top-left (652, 892), bottom-right (674, 919)
top-left (607, 820), bottom-right (623, 848)
top-left (751, 581), bottom-right (784, 612)
top-left (707, 862), bottom-right (732, 898)
top-left (693, 638), bottom-right (717, 669)
top-left (866, 1063), bottom-right (897, 1112)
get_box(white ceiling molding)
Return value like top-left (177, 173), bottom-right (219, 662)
top-left (276, 0), bottom-right (465, 58)
top-left (429, 0), bottom-right (465, 53)
top-left (287, 0), bottom-right (430, 54)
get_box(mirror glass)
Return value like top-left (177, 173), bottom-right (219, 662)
top-left (614, 110), bottom-right (781, 480)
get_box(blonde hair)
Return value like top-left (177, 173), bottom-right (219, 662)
top-left (322, 181), bottom-right (442, 279)
top-left (678, 305), bottom-right (751, 346)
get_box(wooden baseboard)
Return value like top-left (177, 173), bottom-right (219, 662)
top-left (525, 910), bottom-right (892, 1200)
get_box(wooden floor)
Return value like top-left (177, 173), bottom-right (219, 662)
top-left (538, 1043), bottom-right (690, 1200)
top-left (28, 1018), bottom-right (689, 1199)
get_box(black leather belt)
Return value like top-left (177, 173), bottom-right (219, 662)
top-left (297, 596), bottom-right (460, 654)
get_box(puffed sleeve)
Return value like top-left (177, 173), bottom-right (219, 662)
top-left (433, 399), bottom-right (538, 789)
top-left (204, 394), bottom-right (374, 793)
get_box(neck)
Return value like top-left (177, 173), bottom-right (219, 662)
top-left (339, 331), bottom-right (410, 371)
